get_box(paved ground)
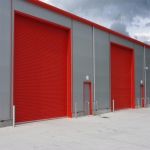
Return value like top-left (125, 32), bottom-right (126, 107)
top-left (0, 108), bottom-right (150, 150)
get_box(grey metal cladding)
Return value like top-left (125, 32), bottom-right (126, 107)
top-left (94, 28), bottom-right (110, 109)
top-left (0, 14), bottom-right (11, 41)
top-left (0, 91), bottom-right (11, 120)
top-left (110, 34), bottom-right (134, 49)
top-left (145, 47), bottom-right (150, 99)
top-left (0, 0), bottom-right (11, 16)
top-left (134, 44), bottom-right (144, 105)
top-left (12, 0), bottom-right (71, 28)
top-left (0, 40), bottom-right (11, 67)
top-left (73, 20), bottom-right (92, 40)
top-left (72, 20), bottom-right (93, 112)
top-left (0, 0), bottom-right (11, 120)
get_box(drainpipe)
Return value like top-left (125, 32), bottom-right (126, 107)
top-left (144, 46), bottom-right (146, 100)
top-left (93, 26), bottom-right (95, 104)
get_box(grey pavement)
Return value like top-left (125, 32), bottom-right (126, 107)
top-left (0, 108), bottom-right (150, 150)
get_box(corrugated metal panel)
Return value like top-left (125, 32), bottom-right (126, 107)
top-left (110, 34), bottom-right (134, 49)
top-left (145, 47), bottom-right (150, 100)
top-left (12, 0), bottom-right (71, 28)
top-left (134, 44), bottom-right (144, 105)
top-left (111, 43), bottom-right (132, 110)
top-left (14, 13), bottom-right (68, 123)
top-left (0, 0), bottom-right (11, 120)
top-left (72, 20), bottom-right (93, 112)
top-left (94, 28), bottom-right (110, 109)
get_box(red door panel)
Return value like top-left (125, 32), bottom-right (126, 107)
top-left (14, 13), bottom-right (68, 123)
top-left (111, 43), bottom-right (132, 110)
top-left (83, 82), bottom-right (92, 115)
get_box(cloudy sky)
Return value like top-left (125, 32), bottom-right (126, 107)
top-left (40, 0), bottom-right (150, 45)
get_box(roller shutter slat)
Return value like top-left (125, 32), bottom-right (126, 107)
top-left (111, 44), bottom-right (132, 110)
top-left (14, 14), bottom-right (68, 123)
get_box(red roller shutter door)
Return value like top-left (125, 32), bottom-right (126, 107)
top-left (14, 13), bottom-right (69, 123)
top-left (111, 43), bottom-right (132, 110)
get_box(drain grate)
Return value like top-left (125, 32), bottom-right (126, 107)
top-left (101, 116), bottom-right (109, 118)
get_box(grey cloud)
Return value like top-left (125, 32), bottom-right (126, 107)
top-left (135, 36), bottom-right (138, 39)
top-left (45, 0), bottom-right (150, 23)
top-left (133, 24), bottom-right (139, 28)
top-left (143, 41), bottom-right (150, 45)
top-left (42, 0), bottom-right (150, 43)
top-left (138, 35), bottom-right (150, 41)
top-left (134, 35), bottom-right (150, 45)
top-left (145, 22), bottom-right (150, 27)
top-left (110, 22), bottom-right (129, 36)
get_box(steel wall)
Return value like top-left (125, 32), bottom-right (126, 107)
top-left (134, 44), bottom-right (144, 105)
top-left (94, 28), bottom-right (110, 109)
top-left (12, 0), bottom-right (71, 28)
top-left (72, 20), bottom-right (93, 112)
top-left (0, 0), bottom-right (11, 120)
top-left (11, 0), bottom-right (150, 114)
top-left (145, 47), bottom-right (150, 100)
top-left (0, 0), bottom-right (150, 122)
top-left (110, 34), bottom-right (134, 49)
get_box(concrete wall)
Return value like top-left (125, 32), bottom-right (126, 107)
top-left (0, 0), bottom-right (11, 120)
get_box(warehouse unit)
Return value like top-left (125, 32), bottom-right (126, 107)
top-left (0, 0), bottom-right (150, 127)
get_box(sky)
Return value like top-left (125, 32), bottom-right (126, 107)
top-left (40, 0), bottom-right (150, 45)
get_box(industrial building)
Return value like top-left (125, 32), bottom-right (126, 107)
top-left (0, 0), bottom-right (150, 127)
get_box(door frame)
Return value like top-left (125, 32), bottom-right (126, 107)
top-left (140, 84), bottom-right (144, 107)
top-left (83, 82), bottom-right (92, 115)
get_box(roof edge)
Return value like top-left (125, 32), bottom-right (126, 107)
top-left (27, 0), bottom-right (150, 48)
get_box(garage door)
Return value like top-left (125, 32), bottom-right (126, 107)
top-left (14, 13), bottom-right (69, 123)
top-left (111, 43), bottom-right (132, 110)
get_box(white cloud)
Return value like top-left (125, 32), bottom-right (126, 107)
top-left (135, 32), bottom-right (150, 44)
